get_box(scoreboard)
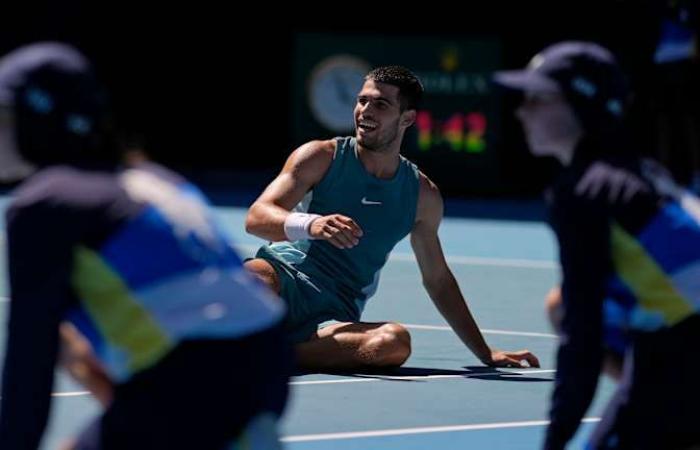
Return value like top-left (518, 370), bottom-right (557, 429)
top-left (292, 33), bottom-right (505, 195)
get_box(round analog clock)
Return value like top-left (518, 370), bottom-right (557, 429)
top-left (307, 55), bottom-right (371, 133)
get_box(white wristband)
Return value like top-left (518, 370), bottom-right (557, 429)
top-left (284, 212), bottom-right (321, 241)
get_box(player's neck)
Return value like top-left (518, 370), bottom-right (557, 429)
top-left (356, 144), bottom-right (401, 180)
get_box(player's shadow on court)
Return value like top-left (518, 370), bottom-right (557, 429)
top-left (314, 366), bottom-right (552, 383)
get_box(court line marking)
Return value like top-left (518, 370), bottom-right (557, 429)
top-left (0, 391), bottom-right (90, 398)
top-left (0, 232), bottom-right (557, 269)
top-left (390, 253), bottom-right (558, 270)
top-left (0, 241), bottom-right (556, 308)
top-left (405, 324), bottom-right (557, 339)
top-left (52, 391), bottom-right (90, 398)
top-left (0, 309), bottom-right (559, 341)
top-left (51, 370), bottom-right (556, 396)
top-left (234, 244), bottom-right (558, 270)
top-left (291, 369), bottom-right (555, 386)
top-left (282, 417), bottom-right (601, 442)
top-left (291, 378), bottom-right (378, 386)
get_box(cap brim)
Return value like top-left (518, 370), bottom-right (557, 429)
top-left (493, 70), bottom-right (560, 93)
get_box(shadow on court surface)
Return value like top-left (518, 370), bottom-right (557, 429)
top-left (301, 366), bottom-right (554, 383)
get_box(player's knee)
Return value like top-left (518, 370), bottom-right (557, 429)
top-left (380, 322), bottom-right (411, 346)
top-left (244, 259), bottom-right (281, 294)
top-left (362, 323), bottom-right (411, 366)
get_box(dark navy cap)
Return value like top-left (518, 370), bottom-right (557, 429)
top-left (0, 42), bottom-right (110, 168)
top-left (0, 42), bottom-right (92, 106)
top-left (494, 41), bottom-right (629, 127)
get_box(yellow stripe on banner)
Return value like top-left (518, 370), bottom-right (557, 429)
top-left (611, 223), bottom-right (694, 326)
top-left (72, 246), bottom-right (174, 374)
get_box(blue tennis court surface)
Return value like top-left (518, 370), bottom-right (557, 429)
top-left (0, 198), bottom-right (617, 449)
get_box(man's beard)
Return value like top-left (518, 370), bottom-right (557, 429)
top-left (357, 126), bottom-right (399, 153)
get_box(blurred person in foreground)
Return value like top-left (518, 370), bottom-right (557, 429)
top-left (0, 42), bottom-right (290, 450)
top-left (495, 41), bottom-right (700, 450)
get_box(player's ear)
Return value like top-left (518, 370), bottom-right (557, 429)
top-left (400, 109), bottom-right (416, 128)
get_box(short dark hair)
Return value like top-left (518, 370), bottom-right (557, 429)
top-left (365, 66), bottom-right (423, 111)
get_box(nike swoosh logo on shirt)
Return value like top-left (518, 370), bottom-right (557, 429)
top-left (361, 197), bottom-right (382, 205)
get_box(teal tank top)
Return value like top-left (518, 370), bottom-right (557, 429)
top-left (266, 136), bottom-right (420, 317)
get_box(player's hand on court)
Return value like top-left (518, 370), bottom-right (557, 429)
top-left (486, 349), bottom-right (540, 368)
top-left (309, 214), bottom-right (363, 249)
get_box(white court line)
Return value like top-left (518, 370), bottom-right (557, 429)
top-left (52, 369), bottom-right (556, 395)
top-left (291, 378), bottom-right (379, 386)
top-left (52, 391), bottom-right (90, 397)
top-left (405, 324), bottom-right (557, 339)
top-left (234, 244), bottom-right (558, 270)
top-left (389, 253), bottom-right (558, 270)
top-left (0, 237), bottom-right (557, 269)
top-left (291, 369), bottom-right (555, 386)
top-left (282, 417), bottom-right (601, 442)
top-left (49, 369), bottom-right (554, 394)
top-left (49, 370), bottom-right (555, 395)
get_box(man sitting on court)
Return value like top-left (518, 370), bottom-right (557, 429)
top-left (244, 65), bottom-right (540, 372)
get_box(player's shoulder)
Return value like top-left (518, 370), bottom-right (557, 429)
top-left (296, 139), bottom-right (336, 157)
top-left (287, 139), bottom-right (337, 175)
top-left (12, 166), bottom-right (118, 208)
top-left (7, 166), bottom-right (120, 226)
top-left (417, 170), bottom-right (441, 201)
top-left (414, 170), bottom-right (443, 225)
